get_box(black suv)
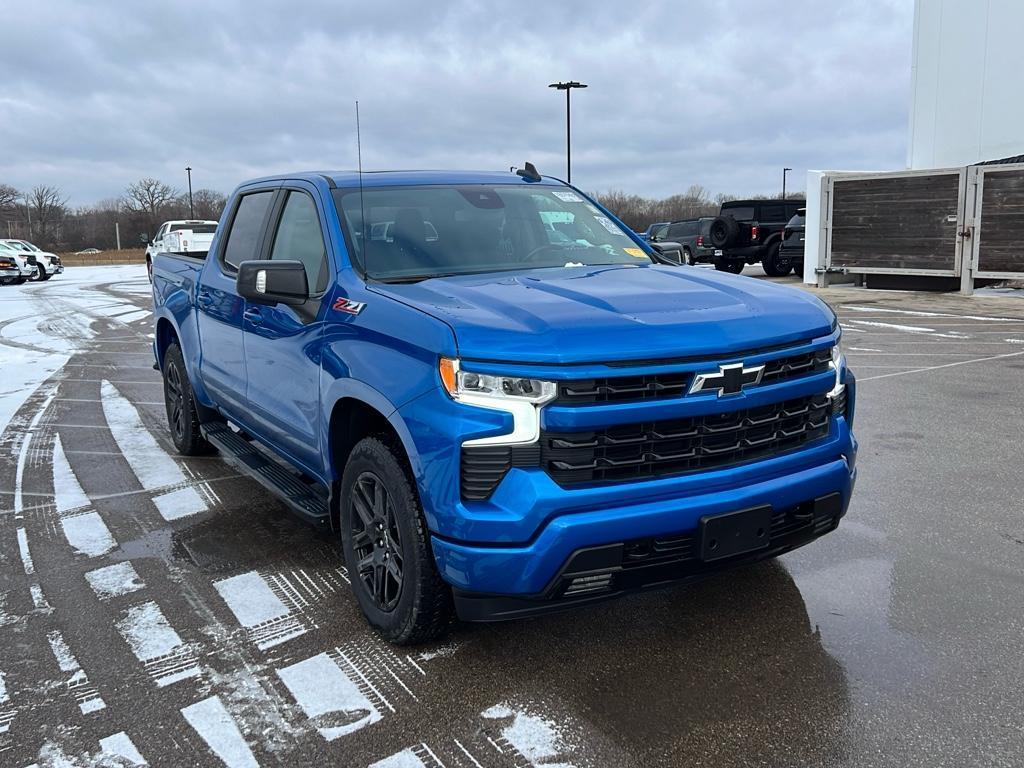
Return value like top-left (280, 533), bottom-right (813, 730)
top-left (652, 217), bottom-right (716, 265)
top-left (708, 199), bottom-right (805, 275)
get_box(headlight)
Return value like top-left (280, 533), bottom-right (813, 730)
top-left (439, 358), bottom-right (556, 405)
top-left (439, 357), bottom-right (556, 446)
top-left (828, 329), bottom-right (845, 399)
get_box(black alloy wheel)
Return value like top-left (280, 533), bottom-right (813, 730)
top-left (165, 360), bottom-right (187, 445)
top-left (350, 472), bottom-right (405, 612)
top-left (162, 342), bottom-right (209, 455)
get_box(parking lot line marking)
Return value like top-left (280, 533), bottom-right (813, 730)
top-left (454, 739), bottom-right (484, 768)
top-left (101, 380), bottom-right (209, 521)
top-left (97, 732), bottom-right (146, 766)
top-left (16, 528), bottom-right (34, 575)
top-left (840, 305), bottom-right (1022, 322)
top-left (859, 350), bottom-right (1024, 382)
top-left (0, 670), bottom-right (12, 734)
top-left (53, 434), bottom-right (91, 513)
top-left (181, 696), bottom-right (260, 768)
top-left (846, 319), bottom-right (970, 339)
top-left (275, 652), bottom-right (382, 741)
top-left (46, 630), bottom-right (106, 715)
top-left (86, 562), bottom-right (145, 600)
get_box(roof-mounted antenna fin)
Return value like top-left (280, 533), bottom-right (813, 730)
top-left (516, 162), bottom-right (542, 182)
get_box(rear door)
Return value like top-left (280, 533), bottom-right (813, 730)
top-left (196, 187), bottom-right (277, 414)
top-left (243, 184), bottom-right (333, 473)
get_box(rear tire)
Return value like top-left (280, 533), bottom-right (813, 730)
top-left (162, 342), bottom-right (210, 456)
top-left (683, 247), bottom-right (695, 266)
top-left (340, 436), bottom-right (452, 645)
top-left (147, 257), bottom-right (153, 283)
top-left (761, 242), bottom-right (790, 277)
top-left (714, 258), bottom-right (744, 274)
top-left (791, 259), bottom-right (804, 276)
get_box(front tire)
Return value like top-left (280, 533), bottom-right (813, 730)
top-left (162, 342), bottom-right (210, 455)
top-left (340, 437), bottom-right (452, 645)
top-left (29, 267), bottom-right (45, 282)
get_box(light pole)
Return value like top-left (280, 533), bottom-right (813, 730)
top-left (782, 167), bottom-right (792, 200)
top-left (548, 81), bottom-right (587, 184)
top-left (185, 166), bottom-right (194, 218)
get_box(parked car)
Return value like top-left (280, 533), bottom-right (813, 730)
top-left (152, 168), bottom-right (856, 644)
top-left (145, 220), bottom-right (219, 281)
top-left (658, 217), bottom-right (716, 265)
top-left (708, 199), bottom-right (805, 276)
top-left (75, 247), bottom-right (102, 255)
top-left (1, 239), bottom-right (64, 281)
top-left (778, 208), bottom-right (806, 276)
top-left (0, 241), bottom-right (38, 284)
top-left (641, 221), bottom-right (669, 242)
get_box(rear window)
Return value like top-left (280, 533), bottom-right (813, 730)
top-left (170, 223), bottom-right (218, 234)
top-left (721, 205), bottom-right (755, 221)
top-left (223, 192), bottom-right (273, 268)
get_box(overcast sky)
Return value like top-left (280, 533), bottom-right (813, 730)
top-left (1, 0), bottom-right (914, 206)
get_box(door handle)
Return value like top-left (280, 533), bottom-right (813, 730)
top-left (196, 289), bottom-right (213, 308)
top-left (243, 307), bottom-right (263, 325)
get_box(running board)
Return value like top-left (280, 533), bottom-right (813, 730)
top-left (202, 422), bottom-right (331, 530)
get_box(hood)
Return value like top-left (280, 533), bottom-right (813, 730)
top-left (372, 264), bottom-right (835, 365)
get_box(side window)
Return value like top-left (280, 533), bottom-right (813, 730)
top-left (223, 191), bottom-right (274, 269)
top-left (269, 191), bottom-right (329, 293)
top-left (667, 223), bottom-right (684, 239)
top-left (761, 204), bottom-right (785, 222)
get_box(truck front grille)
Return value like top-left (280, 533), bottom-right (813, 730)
top-left (540, 393), bottom-right (830, 486)
top-left (555, 346), bottom-right (831, 406)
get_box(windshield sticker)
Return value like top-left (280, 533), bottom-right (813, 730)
top-left (595, 216), bottom-right (626, 236)
top-left (623, 248), bottom-right (647, 259)
top-left (564, 261), bottom-right (585, 267)
top-left (552, 191), bottom-right (583, 202)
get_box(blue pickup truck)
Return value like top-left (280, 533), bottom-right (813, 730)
top-left (152, 167), bottom-right (857, 644)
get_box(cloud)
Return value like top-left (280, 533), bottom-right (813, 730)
top-left (0, 0), bottom-right (913, 205)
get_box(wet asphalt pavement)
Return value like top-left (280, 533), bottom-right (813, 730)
top-left (1, 265), bottom-right (1023, 767)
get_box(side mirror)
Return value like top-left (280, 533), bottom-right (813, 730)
top-left (236, 260), bottom-right (308, 306)
top-left (139, 233), bottom-right (150, 244)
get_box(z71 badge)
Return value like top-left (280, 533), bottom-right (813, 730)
top-left (332, 298), bottom-right (366, 315)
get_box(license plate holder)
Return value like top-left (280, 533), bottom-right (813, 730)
top-left (714, 249), bottom-right (723, 257)
top-left (699, 505), bottom-right (773, 562)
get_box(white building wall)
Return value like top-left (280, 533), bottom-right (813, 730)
top-left (908, 0), bottom-right (1024, 168)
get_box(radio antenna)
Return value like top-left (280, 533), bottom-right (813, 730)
top-left (355, 100), bottom-right (367, 275)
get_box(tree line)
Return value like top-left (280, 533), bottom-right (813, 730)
top-left (0, 177), bottom-right (802, 252)
top-left (0, 179), bottom-right (226, 252)
top-left (590, 185), bottom-right (803, 232)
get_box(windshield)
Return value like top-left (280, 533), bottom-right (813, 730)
top-left (334, 185), bottom-right (650, 281)
top-left (170, 223), bottom-right (218, 234)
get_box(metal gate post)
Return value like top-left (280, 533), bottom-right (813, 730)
top-left (959, 166), bottom-right (979, 295)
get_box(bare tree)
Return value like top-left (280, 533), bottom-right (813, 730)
top-left (189, 189), bottom-right (227, 220)
top-left (25, 185), bottom-right (69, 247)
top-left (122, 178), bottom-right (182, 237)
top-left (0, 183), bottom-right (19, 211)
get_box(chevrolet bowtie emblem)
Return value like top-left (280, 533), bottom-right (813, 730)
top-left (689, 362), bottom-right (765, 397)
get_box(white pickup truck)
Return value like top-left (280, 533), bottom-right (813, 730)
top-left (145, 220), bottom-right (218, 281)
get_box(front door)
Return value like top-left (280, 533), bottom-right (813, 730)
top-left (243, 187), bottom-right (332, 474)
top-left (196, 189), bottom-right (275, 414)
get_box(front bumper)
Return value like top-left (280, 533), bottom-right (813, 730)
top-left (452, 490), bottom-right (848, 620)
top-left (0, 267), bottom-right (34, 278)
top-left (433, 433), bottom-right (855, 611)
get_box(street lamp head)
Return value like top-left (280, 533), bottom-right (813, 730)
top-left (783, 167), bottom-right (792, 172)
top-left (548, 81), bottom-right (588, 90)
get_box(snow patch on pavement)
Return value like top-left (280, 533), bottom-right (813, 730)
top-left (85, 561), bottom-right (145, 600)
top-left (100, 380), bottom-right (207, 521)
top-left (482, 703), bottom-right (578, 768)
top-left (181, 695), bottom-right (259, 768)
top-left (116, 601), bottom-right (201, 687)
top-left (214, 571), bottom-right (306, 650)
top-left (97, 731), bottom-right (147, 765)
top-left (47, 630), bottom-right (106, 714)
top-left (53, 434), bottom-right (116, 557)
top-left (276, 652), bottom-right (381, 741)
